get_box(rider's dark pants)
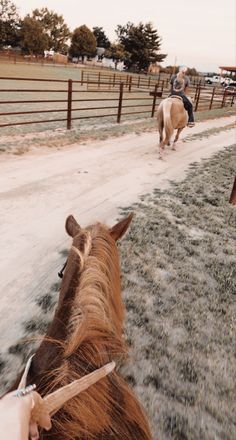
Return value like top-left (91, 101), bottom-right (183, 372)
top-left (170, 91), bottom-right (194, 123)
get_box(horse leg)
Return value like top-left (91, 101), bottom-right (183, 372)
top-left (159, 139), bottom-right (166, 159)
top-left (172, 127), bottom-right (184, 150)
top-left (158, 120), bottom-right (164, 144)
top-left (158, 121), bottom-right (165, 158)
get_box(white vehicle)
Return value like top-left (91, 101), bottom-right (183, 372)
top-left (222, 77), bottom-right (235, 86)
top-left (204, 75), bottom-right (235, 86)
top-left (204, 75), bottom-right (223, 84)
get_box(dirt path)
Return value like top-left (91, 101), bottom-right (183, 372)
top-left (0, 115), bottom-right (235, 354)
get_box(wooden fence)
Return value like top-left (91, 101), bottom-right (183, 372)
top-left (0, 75), bottom-right (234, 131)
top-left (81, 69), bottom-right (204, 90)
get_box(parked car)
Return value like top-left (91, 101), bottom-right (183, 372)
top-left (204, 75), bottom-right (222, 84)
top-left (222, 78), bottom-right (236, 86)
top-left (204, 75), bottom-right (235, 85)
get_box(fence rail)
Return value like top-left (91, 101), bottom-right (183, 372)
top-left (0, 75), bottom-right (234, 131)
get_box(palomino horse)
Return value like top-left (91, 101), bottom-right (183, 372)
top-left (157, 96), bottom-right (188, 157)
top-left (10, 214), bottom-right (152, 439)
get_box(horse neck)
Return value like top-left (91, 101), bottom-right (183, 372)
top-left (31, 224), bottom-right (126, 380)
top-left (17, 225), bottom-right (153, 440)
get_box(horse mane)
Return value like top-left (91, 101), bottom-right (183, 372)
top-left (25, 219), bottom-right (152, 439)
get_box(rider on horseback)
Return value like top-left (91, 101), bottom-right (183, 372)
top-left (170, 66), bottom-right (195, 127)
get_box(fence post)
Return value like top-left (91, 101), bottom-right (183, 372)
top-left (67, 79), bottom-right (73, 130)
top-left (81, 70), bottom-right (84, 86)
top-left (161, 80), bottom-right (164, 94)
top-left (194, 85), bottom-right (199, 102)
top-left (194, 86), bottom-right (201, 111)
top-left (138, 76), bottom-right (140, 88)
top-left (221, 88), bottom-right (227, 108)
top-left (117, 82), bottom-right (124, 123)
top-left (98, 71), bottom-right (101, 89)
top-left (148, 77), bottom-right (151, 88)
top-left (209, 87), bottom-right (215, 110)
top-left (230, 92), bottom-right (235, 107)
top-left (128, 75), bottom-right (132, 92)
top-left (229, 176), bottom-right (236, 205)
top-left (151, 83), bottom-right (158, 117)
top-left (113, 73), bottom-right (116, 87)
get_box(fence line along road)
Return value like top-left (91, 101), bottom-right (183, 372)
top-left (0, 75), bottom-right (234, 131)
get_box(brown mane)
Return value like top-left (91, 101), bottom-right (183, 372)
top-left (13, 215), bottom-right (152, 439)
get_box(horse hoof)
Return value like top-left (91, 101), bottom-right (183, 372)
top-left (172, 144), bottom-right (176, 151)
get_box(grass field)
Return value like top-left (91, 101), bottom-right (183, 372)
top-left (0, 61), bottom-right (156, 138)
top-left (1, 143), bottom-right (235, 439)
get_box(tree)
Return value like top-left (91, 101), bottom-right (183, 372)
top-left (0, 0), bottom-right (20, 48)
top-left (116, 22), bottom-right (167, 71)
top-left (164, 66), bottom-right (199, 76)
top-left (187, 67), bottom-right (199, 76)
top-left (20, 16), bottom-right (48, 55)
top-left (92, 26), bottom-right (110, 48)
top-left (104, 43), bottom-right (127, 68)
top-left (69, 25), bottom-right (96, 61)
top-left (32, 8), bottom-right (70, 53)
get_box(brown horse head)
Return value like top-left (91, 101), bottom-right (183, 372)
top-left (11, 214), bottom-right (152, 439)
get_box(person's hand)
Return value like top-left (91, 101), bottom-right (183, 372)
top-left (0, 390), bottom-right (51, 440)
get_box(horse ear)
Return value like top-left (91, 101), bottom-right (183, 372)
top-left (109, 213), bottom-right (134, 241)
top-left (65, 215), bottom-right (81, 237)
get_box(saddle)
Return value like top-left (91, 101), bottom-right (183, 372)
top-left (170, 95), bottom-right (184, 102)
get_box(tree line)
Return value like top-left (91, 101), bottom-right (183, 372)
top-left (0, 0), bottom-right (167, 71)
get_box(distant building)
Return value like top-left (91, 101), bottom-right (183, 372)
top-left (219, 66), bottom-right (236, 77)
top-left (101, 57), bottom-right (124, 71)
top-left (44, 50), bottom-right (54, 59)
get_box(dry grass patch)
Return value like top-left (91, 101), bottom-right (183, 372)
top-left (119, 145), bottom-right (236, 439)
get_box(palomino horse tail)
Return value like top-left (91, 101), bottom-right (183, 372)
top-left (162, 99), bottom-right (174, 146)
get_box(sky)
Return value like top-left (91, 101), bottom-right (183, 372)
top-left (15, 0), bottom-right (235, 73)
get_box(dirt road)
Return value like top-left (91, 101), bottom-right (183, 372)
top-left (0, 115), bottom-right (235, 355)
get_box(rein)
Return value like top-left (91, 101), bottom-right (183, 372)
top-left (58, 260), bottom-right (67, 278)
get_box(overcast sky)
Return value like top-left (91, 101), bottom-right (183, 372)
top-left (15, 0), bottom-right (235, 72)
